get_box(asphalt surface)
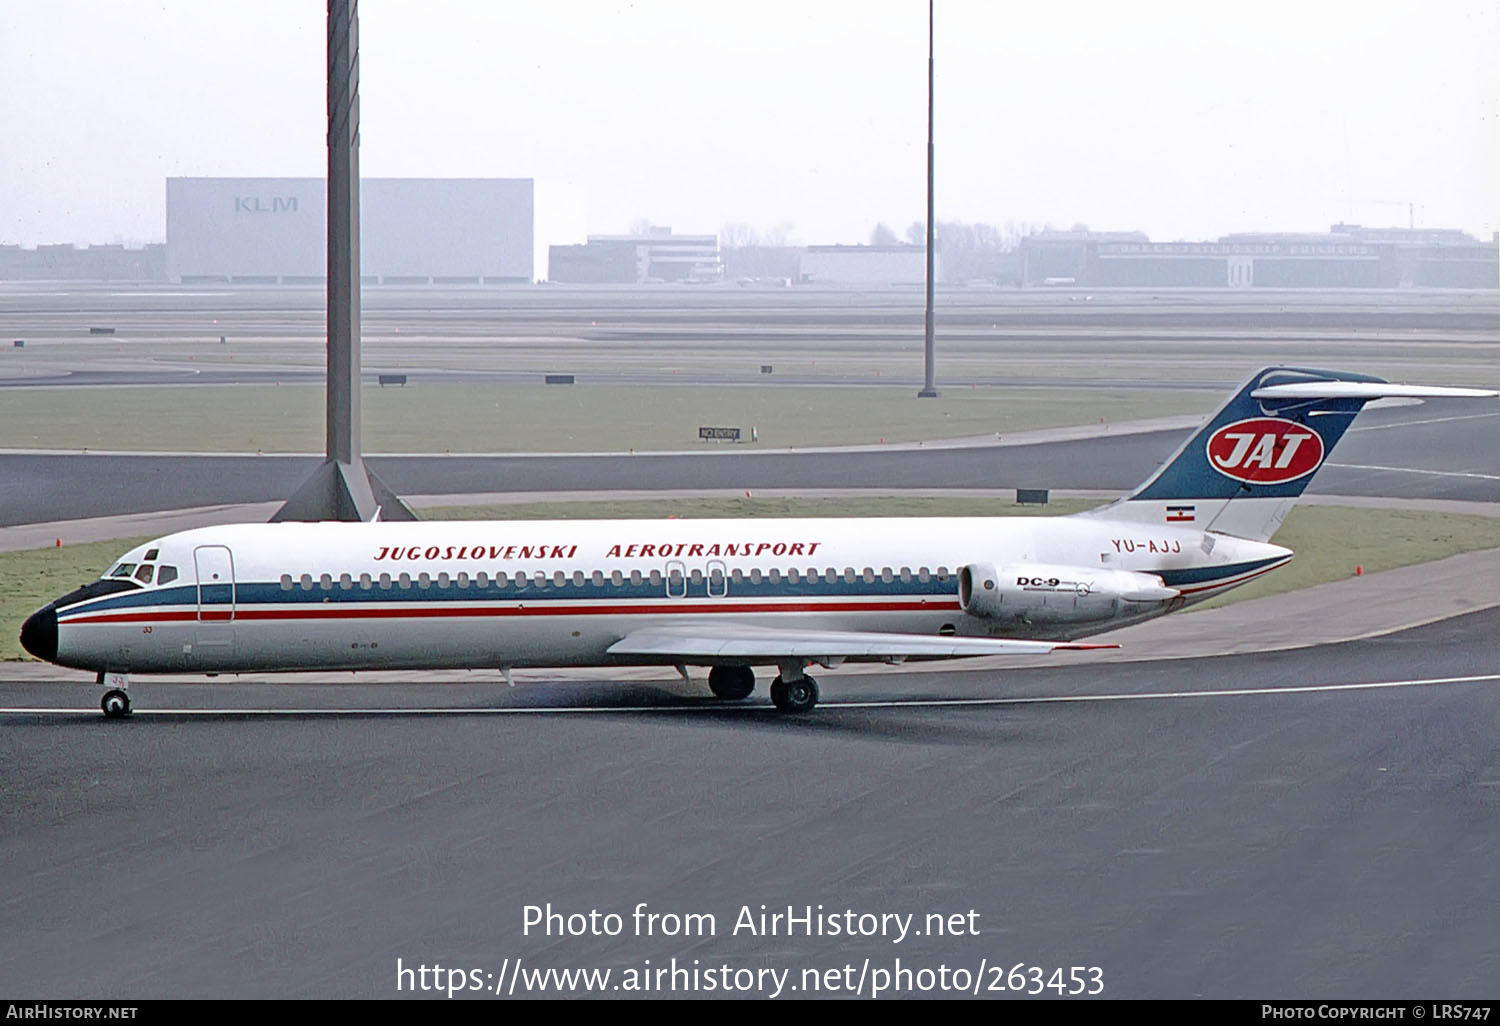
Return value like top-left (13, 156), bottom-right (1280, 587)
top-left (2, 284), bottom-right (1495, 999)
top-left (2, 397), bottom-right (1494, 526)
top-left (1, 608), bottom-right (1496, 998)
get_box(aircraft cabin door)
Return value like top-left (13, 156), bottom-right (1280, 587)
top-left (193, 545), bottom-right (236, 649)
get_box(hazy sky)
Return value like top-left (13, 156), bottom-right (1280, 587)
top-left (3, 0), bottom-right (1496, 246)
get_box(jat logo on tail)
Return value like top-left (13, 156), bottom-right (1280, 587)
top-left (1205, 418), bottom-right (1324, 484)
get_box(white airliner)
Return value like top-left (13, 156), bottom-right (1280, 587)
top-left (18, 366), bottom-right (1496, 717)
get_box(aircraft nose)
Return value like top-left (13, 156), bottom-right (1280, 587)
top-left (19, 604), bottom-right (58, 663)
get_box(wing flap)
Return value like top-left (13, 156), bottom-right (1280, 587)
top-left (606, 622), bottom-right (1116, 661)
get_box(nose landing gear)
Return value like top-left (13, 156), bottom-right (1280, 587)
top-left (98, 671), bottom-right (132, 718)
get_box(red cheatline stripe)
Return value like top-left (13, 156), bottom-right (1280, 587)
top-left (1175, 560), bottom-right (1287, 596)
top-left (62, 598), bottom-right (965, 626)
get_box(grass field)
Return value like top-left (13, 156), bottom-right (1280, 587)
top-left (0, 383), bottom-right (1211, 453)
top-left (3, 499), bottom-right (1494, 662)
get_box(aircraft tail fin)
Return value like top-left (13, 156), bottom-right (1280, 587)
top-left (1082, 366), bottom-right (1496, 542)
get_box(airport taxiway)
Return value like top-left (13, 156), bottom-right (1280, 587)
top-left (1, 608), bottom-right (1496, 998)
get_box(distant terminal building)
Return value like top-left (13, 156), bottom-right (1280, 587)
top-left (1019, 226), bottom-right (1498, 289)
top-left (166, 177), bottom-right (585, 284)
top-left (0, 243), bottom-right (165, 281)
top-left (798, 244), bottom-right (936, 286)
top-left (549, 227), bottom-right (721, 283)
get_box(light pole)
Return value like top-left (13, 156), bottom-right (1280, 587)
top-left (917, 0), bottom-right (939, 398)
top-left (274, 0), bottom-right (414, 522)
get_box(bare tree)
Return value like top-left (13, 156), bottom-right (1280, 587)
top-left (906, 222), bottom-right (925, 245)
top-left (720, 222), bottom-right (761, 249)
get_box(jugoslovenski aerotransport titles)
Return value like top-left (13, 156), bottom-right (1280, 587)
top-left (18, 367), bottom-right (1496, 717)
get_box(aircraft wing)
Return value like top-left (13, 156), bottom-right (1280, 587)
top-left (606, 622), bottom-right (1117, 662)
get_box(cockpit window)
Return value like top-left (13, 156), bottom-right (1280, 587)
top-left (144, 548), bottom-right (160, 561)
top-left (157, 565), bottom-right (179, 586)
top-left (134, 565), bottom-right (155, 584)
top-left (109, 563), bottom-right (137, 578)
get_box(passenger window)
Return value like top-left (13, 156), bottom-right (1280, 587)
top-left (591, 570), bottom-right (604, 587)
top-left (862, 567), bottom-right (876, 583)
top-left (750, 569), bottom-right (762, 584)
top-left (339, 573), bottom-right (354, 590)
top-left (574, 571), bottom-right (587, 587)
top-left (417, 572), bottom-right (431, 589)
top-left (730, 569), bottom-right (744, 583)
top-left (514, 574), bottom-right (527, 590)
top-left (555, 571), bottom-right (567, 588)
top-left (398, 573), bottom-right (412, 589)
top-left (279, 574), bottom-right (293, 591)
top-left (900, 567), bottom-right (913, 582)
top-left (806, 568), bottom-right (819, 583)
top-left (533, 571), bottom-right (547, 588)
top-left (610, 570), bottom-right (623, 586)
top-left (496, 572), bottom-right (509, 588)
top-left (786, 568), bottom-right (799, 583)
top-left (843, 568), bottom-right (856, 583)
top-left (436, 572), bottom-right (450, 589)
top-left (936, 567), bottom-right (950, 581)
top-left (475, 572), bottom-right (489, 588)
top-left (135, 565), bottom-right (154, 584)
top-left (379, 573), bottom-right (392, 589)
top-left (918, 567), bottom-right (931, 582)
top-left (158, 565), bottom-right (178, 585)
top-left (648, 570), bottom-right (662, 586)
top-left (767, 568), bottom-right (781, 583)
top-left (629, 570), bottom-right (643, 586)
top-left (360, 573), bottom-right (373, 590)
top-left (319, 573), bottom-right (333, 590)
top-left (689, 568), bottom-right (703, 585)
top-left (456, 572), bottom-right (469, 589)
top-left (880, 567), bottom-right (894, 583)
top-left (300, 574), bottom-right (315, 591)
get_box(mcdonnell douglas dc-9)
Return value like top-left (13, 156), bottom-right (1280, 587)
top-left (19, 367), bottom-right (1496, 717)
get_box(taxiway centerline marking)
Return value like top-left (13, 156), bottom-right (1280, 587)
top-left (2, 672), bottom-right (1495, 717)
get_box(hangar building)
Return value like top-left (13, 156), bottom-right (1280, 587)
top-left (166, 177), bottom-right (585, 284)
top-left (798, 244), bottom-right (936, 285)
top-left (1018, 226), bottom-right (1498, 288)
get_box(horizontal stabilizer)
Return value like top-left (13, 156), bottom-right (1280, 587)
top-left (607, 622), bottom-right (1117, 661)
top-left (1251, 382), bottom-right (1498, 400)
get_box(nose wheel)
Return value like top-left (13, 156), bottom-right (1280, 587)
top-left (101, 689), bottom-right (132, 718)
top-left (769, 674), bottom-right (819, 713)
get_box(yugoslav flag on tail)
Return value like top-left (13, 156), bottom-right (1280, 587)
top-left (1084, 366), bottom-right (1498, 542)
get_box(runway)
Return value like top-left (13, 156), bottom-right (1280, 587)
top-left (2, 609), bottom-right (1496, 998)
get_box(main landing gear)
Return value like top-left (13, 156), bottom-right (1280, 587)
top-left (769, 673), bottom-right (819, 714)
top-left (707, 665), bottom-right (756, 701)
top-left (98, 671), bottom-right (131, 719)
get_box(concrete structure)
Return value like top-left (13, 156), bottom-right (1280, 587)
top-left (549, 227), bottom-right (721, 283)
top-left (799, 244), bottom-right (936, 285)
top-left (166, 177), bottom-right (584, 284)
top-left (0, 243), bottom-right (165, 281)
top-left (1020, 226), bottom-right (1498, 289)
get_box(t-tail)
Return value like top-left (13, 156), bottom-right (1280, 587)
top-left (1084, 366), bottom-right (1497, 542)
